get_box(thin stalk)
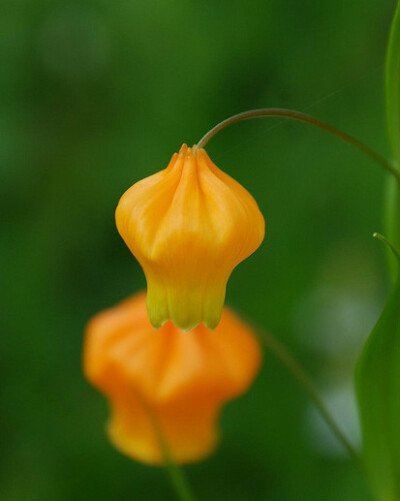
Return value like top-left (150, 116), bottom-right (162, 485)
top-left (140, 398), bottom-right (197, 501)
top-left (373, 232), bottom-right (400, 261)
top-left (196, 108), bottom-right (400, 184)
top-left (257, 328), bottom-right (362, 469)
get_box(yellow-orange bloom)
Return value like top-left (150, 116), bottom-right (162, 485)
top-left (115, 144), bottom-right (265, 331)
top-left (83, 292), bottom-right (262, 465)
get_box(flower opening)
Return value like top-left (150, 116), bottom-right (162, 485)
top-left (115, 144), bottom-right (265, 331)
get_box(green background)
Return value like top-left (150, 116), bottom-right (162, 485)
top-left (0, 1), bottom-right (396, 499)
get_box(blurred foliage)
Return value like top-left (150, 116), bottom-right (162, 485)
top-left (0, 1), bottom-right (397, 500)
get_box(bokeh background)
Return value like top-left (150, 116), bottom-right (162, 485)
top-left (1, 1), bottom-right (397, 500)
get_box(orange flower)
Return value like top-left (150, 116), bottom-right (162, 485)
top-left (115, 144), bottom-right (265, 331)
top-left (83, 292), bottom-right (262, 465)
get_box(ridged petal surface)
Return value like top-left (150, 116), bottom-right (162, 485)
top-left (115, 145), bottom-right (265, 330)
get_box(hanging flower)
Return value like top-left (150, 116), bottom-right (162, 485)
top-left (83, 291), bottom-right (262, 465)
top-left (115, 144), bottom-right (265, 331)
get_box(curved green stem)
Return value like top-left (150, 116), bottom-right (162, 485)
top-left (196, 108), bottom-right (400, 185)
top-left (140, 398), bottom-right (197, 501)
top-left (197, 107), bottom-right (370, 468)
top-left (257, 328), bottom-right (362, 469)
top-left (373, 232), bottom-right (400, 261)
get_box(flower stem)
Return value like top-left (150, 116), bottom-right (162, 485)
top-left (373, 232), bottom-right (400, 261)
top-left (196, 108), bottom-right (400, 184)
top-left (256, 328), bottom-right (362, 469)
top-left (141, 398), bottom-right (197, 501)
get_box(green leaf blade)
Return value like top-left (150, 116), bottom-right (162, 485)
top-left (356, 251), bottom-right (400, 501)
top-left (386, 1), bottom-right (400, 163)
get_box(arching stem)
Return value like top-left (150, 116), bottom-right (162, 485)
top-left (257, 328), bottom-right (362, 469)
top-left (196, 108), bottom-right (400, 184)
top-left (197, 107), bottom-right (372, 469)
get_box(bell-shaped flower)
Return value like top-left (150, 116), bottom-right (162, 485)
top-left (115, 144), bottom-right (265, 331)
top-left (83, 291), bottom-right (262, 465)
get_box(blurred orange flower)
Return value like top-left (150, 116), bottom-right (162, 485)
top-left (83, 292), bottom-right (262, 465)
top-left (115, 144), bottom-right (265, 331)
